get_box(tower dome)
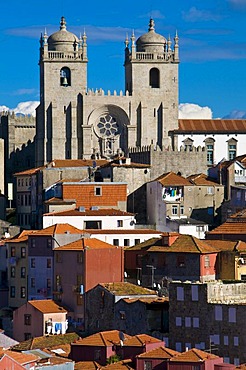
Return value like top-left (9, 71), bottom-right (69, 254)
top-left (48, 16), bottom-right (79, 52)
top-left (136, 19), bottom-right (166, 53)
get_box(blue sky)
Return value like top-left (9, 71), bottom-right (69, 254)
top-left (0, 0), bottom-right (246, 118)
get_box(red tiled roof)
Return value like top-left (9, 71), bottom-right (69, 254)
top-left (4, 350), bottom-right (39, 364)
top-left (170, 348), bottom-right (220, 362)
top-left (45, 197), bottom-right (76, 205)
top-left (7, 230), bottom-right (38, 243)
top-left (177, 119), bottom-right (246, 133)
top-left (207, 222), bottom-right (246, 235)
top-left (55, 238), bottom-right (116, 251)
top-left (123, 297), bottom-right (168, 304)
top-left (44, 209), bottom-right (134, 217)
top-left (32, 224), bottom-right (83, 236)
top-left (123, 334), bottom-right (162, 347)
top-left (154, 172), bottom-right (191, 186)
top-left (100, 359), bottom-right (134, 369)
top-left (137, 346), bottom-right (179, 359)
top-left (75, 361), bottom-right (101, 369)
top-left (205, 239), bottom-right (246, 252)
top-left (187, 173), bottom-right (220, 186)
top-left (127, 234), bottom-right (219, 254)
top-left (73, 330), bottom-right (132, 347)
top-left (28, 299), bottom-right (67, 314)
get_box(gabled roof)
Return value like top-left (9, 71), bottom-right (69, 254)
top-left (55, 238), bottom-right (117, 251)
top-left (7, 230), bottom-right (38, 243)
top-left (100, 359), bottom-right (134, 369)
top-left (126, 235), bottom-right (219, 254)
top-left (2, 350), bottom-right (39, 365)
top-left (28, 300), bottom-right (67, 314)
top-left (187, 173), bottom-right (220, 186)
top-left (153, 172), bottom-right (191, 186)
top-left (137, 345), bottom-right (179, 359)
top-left (207, 221), bottom-right (246, 235)
top-left (170, 348), bottom-right (220, 362)
top-left (99, 282), bottom-right (156, 296)
top-left (72, 330), bottom-right (132, 347)
top-left (43, 209), bottom-right (134, 217)
top-left (12, 333), bottom-right (79, 351)
top-left (205, 239), bottom-right (246, 252)
top-left (176, 119), bottom-right (246, 133)
top-left (31, 223), bottom-right (83, 236)
top-left (72, 331), bottom-right (161, 347)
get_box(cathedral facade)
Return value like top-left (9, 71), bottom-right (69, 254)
top-left (35, 17), bottom-right (180, 166)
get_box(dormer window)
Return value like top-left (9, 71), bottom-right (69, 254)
top-left (60, 67), bottom-right (71, 87)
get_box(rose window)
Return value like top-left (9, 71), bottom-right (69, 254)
top-left (97, 114), bottom-right (119, 138)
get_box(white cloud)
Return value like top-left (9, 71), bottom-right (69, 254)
top-left (182, 7), bottom-right (222, 22)
top-left (0, 101), bottom-right (39, 116)
top-left (179, 103), bottom-right (213, 119)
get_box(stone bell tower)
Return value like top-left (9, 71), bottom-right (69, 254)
top-left (36, 16), bottom-right (88, 166)
top-left (124, 19), bottom-right (180, 149)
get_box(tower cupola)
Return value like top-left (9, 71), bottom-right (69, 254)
top-left (136, 19), bottom-right (166, 53)
top-left (47, 16), bottom-right (79, 52)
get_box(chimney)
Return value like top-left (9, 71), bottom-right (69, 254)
top-left (161, 232), bottom-right (179, 246)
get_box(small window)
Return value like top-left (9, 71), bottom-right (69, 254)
top-left (31, 258), bottom-right (35, 268)
top-left (234, 336), bottom-right (239, 346)
top-left (21, 267), bottom-right (26, 278)
top-left (144, 361), bottom-right (152, 370)
top-left (177, 286), bottom-right (184, 301)
top-left (180, 205), bottom-right (184, 215)
top-left (31, 239), bottom-right (36, 248)
top-left (10, 266), bottom-right (15, 278)
top-left (172, 205), bottom-right (178, 215)
top-left (124, 239), bottom-right (130, 247)
top-left (24, 333), bottom-right (32, 340)
top-left (47, 239), bottom-right (52, 248)
top-left (117, 220), bottom-right (123, 227)
top-left (47, 278), bottom-right (51, 289)
top-left (193, 317), bottom-right (199, 328)
top-left (191, 285), bottom-right (198, 301)
top-left (149, 68), bottom-right (160, 88)
top-left (11, 247), bottom-right (16, 257)
top-left (21, 286), bottom-right (26, 298)
top-left (215, 306), bottom-right (222, 321)
top-left (24, 314), bottom-right (31, 325)
top-left (135, 239), bottom-right (140, 245)
top-left (224, 336), bottom-right (229, 345)
top-left (185, 317), bottom-right (191, 327)
top-left (177, 255), bottom-right (185, 267)
top-left (119, 310), bottom-right (126, 320)
top-left (207, 187), bottom-right (214, 195)
top-left (229, 307), bottom-right (236, 323)
top-left (21, 247), bottom-right (26, 258)
top-left (31, 278), bottom-right (35, 288)
top-left (47, 258), bottom-right (51, 268)
top-left (204, 255), bottom-right (210, 268)
top-left (10, 286), bottom-right (15, 298)
top-left (77, 295), bottom-right (83, 305)
top-left (176, 317), bottom-right (182, 326)
top-left (56, 253), bottom-right (62, 263)
top-left (95, 187), bottom-right (102, 196)
top-left (113, 239), bottom-right (119, 246)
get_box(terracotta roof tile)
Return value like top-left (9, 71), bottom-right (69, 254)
top-left (153, 172), bottom-right (191, 186)
top-left (122, 297), bottom-right (168, 304)
top-left (100, 359), bottom-right (134, 369)
top-left (205, 240), bottom-right (246, 252)
top-left (75, 361), bottom-right (101, 369)
top-left (137, 346), bottom-right (179, 359)
top-left (45, 197), bottom-right (76, 205)
top-left (55, 238), bottom-right (117, 251)
top-left (7, 230), bottom-right (38, 243)
top-left (33, 224), bottom-right (83, 236)
top-left (177, 119), bottom-right (246, 133)
top-left (44, 209), bottom-right (134, 217)
top-left (73, 330), bottom-right (132, 347)
top-left (170, 348), bottom-right (220, 362)
top-left (187, 173), bottom-right (220, 186)
top-left (99, 282), bottom-right (157, 296)
top-left (127, 235), bottom-right (219, 254)
top-left (4, 350), bottom-right (39, 364)
top-left (207, 222), bottom-right (246, 235)
top-left (28, 300), bottom-right (67, 314)
top-left (123, 334), bottom-right (162, 347)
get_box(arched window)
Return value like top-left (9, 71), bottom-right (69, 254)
top-left (60, 67), bottom-right (71, 87)
top-left (149, 68), bottom-right (160, 88)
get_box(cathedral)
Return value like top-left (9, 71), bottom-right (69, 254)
top-left (35, 16), bottom-right (180, 166)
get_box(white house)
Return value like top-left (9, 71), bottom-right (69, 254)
top-left (43, 208), bottom-right (136, 230)
top-left (174, 119), bottom-right (246, 166)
